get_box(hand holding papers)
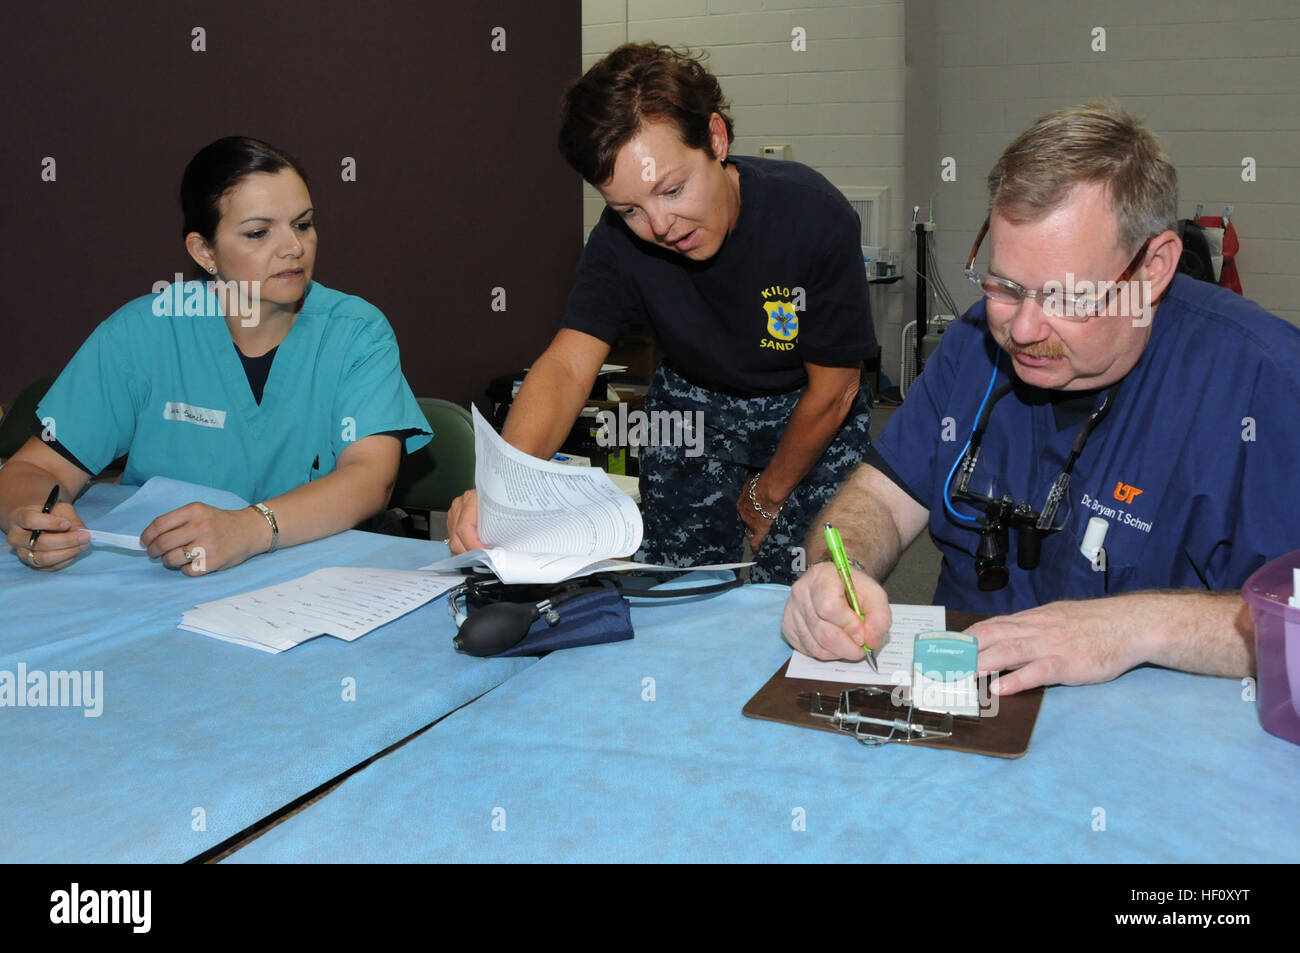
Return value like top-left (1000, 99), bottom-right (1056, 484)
top-left (425, 406), bottom-right (748, 584)
top-left (87, 530), bottom-right (147, 551)
top-left (84, 477), bottom-right (252, 556)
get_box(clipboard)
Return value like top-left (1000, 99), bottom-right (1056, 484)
top-left (742, 612), bottom-right (1044, 758)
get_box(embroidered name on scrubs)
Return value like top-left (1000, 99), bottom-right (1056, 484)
top-left (760, 283), bottom-right (802, 351)
top-left (1078, 490), bottom-right (1154, 534)
top-left (162, 401), bottom-right (227, 429)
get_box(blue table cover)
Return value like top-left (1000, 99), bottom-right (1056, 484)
top-left (1, 480), bottom-right (532, 862)
top-left (229, 583), bottom-right (1300, 863)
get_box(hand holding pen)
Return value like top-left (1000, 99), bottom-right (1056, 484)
top-left (780, 523), bottom-right (891, 663)
top-left (7, 484), bottom-right (90, 571)
top-left (823, 522), bottom-right (878, 671)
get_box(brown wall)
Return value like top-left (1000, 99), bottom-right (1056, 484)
top-left (0, 1), bottom-right (581, 408)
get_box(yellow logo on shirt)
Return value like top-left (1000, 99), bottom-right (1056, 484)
top-left (760, 284), bottom-right (804, 351)
top-left (762, 301), bottom-right (799, 351)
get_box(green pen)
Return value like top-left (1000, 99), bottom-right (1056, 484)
top-left (823, 522), bottom-right (878, 672)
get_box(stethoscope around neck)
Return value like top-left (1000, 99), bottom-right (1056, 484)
top-left (942, 352), bottom-right (1119, 591)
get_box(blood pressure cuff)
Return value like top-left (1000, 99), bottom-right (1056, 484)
top-left (464, 578), bottom-right (635, 657)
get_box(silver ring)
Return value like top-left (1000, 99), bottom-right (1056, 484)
top-left (28, 549), bottom-right (41, 568)
top-left (182, 549), bottom-right (196, 563)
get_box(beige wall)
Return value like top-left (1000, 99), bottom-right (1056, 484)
top-left (922, 0), bottom-right (1300, 329)
top-left (582, 0), bottom-right (909, 378)
top-left (580, 0), bottom-right (1299, 390)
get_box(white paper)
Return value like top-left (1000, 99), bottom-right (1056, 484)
top-left (423, 549), bottom-right (751, 584)
top-left (421, 406), bottom-right (645, 583)
top-left (179, 567), bottom-right (462, 653)
top-left (86, 530), bottom-right (147, 551)
top-left (422, 407), bottom-right (751, 584)
top-left (93, 476), bottom-right (250, 537)
top-left (474, 405), bottom-right (642, 557)
top-left (785, 604), bottom-right (947, 687)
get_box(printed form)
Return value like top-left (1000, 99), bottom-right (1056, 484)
top-left (180, 567), bottom-right (461, 653)
top-left (785, 604), bottom-right (947, 686)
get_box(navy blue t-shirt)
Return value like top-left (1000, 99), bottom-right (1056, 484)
top-left (562, 155), bottom-right (876, 396)
top-left (872, 273), bottom-right (1300, 614)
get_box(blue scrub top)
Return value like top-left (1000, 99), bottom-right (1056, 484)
top-left (874, 274), bottom-right (1300, 614)
top-left (37, 281), bottom-right (432, 503)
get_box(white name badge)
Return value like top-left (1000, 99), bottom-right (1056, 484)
top-left (163, 401), bottom-right (227, 429)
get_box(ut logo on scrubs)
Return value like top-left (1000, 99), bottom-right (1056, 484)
top-left (1113, 481), bottom-right (1143, 504)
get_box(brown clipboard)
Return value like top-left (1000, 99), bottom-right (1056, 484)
top-left (742, 611), bottom-right (1044, 758)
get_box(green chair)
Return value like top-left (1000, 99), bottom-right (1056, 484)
top-left (389, 398), bottom-right (476, 538)
top-left (0, 376), bottom-right (55, 462)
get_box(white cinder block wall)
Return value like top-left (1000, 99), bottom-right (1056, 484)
top-left (581, 0), bottom-right (909, 381)
top-left (922, 0), bottom-right (1300, 330)
top-left (581, 0), bottom-right (1298, 395)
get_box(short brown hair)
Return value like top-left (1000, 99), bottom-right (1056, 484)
top-left (987, 99), bottom-right (1178, 250)
top-left (558, 43), bottom-right (734, 186)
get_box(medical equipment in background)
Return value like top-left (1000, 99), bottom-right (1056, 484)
top-left (901, 314), bottom-right (955, 397)
top-left (903, 203), bottom-right (964, 396)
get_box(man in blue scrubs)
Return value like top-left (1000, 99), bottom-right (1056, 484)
top-left (783, 100), bottom-right (1300, 695)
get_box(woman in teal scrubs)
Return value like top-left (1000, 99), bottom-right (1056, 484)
top-left (0, 137), bottom-right (430, 575)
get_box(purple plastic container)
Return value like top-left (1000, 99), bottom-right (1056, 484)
top-left (1241, 550), bottom-right (1300, 745)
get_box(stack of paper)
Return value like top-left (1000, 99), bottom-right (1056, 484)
top-left (424, 406), bottom-right (747, 584)
top-left (180, 567), bottom-right (462, 653)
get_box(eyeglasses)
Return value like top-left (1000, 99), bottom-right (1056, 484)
top-left (963, 216), bottom-right (1153, 322)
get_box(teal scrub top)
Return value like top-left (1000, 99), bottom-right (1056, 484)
top-left (37, 280), bottom-right (432, 502)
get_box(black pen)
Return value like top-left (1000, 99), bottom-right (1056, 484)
top-left (28, 485), bottom-right (60, 550)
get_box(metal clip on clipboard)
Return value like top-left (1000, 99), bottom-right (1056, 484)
top-left (799, 686), bottom-right (955, 747)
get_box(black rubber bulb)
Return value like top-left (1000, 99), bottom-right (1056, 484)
top-left (453, 602), bottom-right (541, 656)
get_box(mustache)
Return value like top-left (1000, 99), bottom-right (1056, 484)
top-left (1000, 331), bottom-right (1066, 360)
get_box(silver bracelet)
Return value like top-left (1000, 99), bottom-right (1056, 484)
top-left (747, 474), bottom-right (781, 521)
top-left (251, 502), bottom-right (279, 554)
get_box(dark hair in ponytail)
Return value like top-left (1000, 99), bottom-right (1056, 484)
top-left (181, 136), bottom-right (309, 241)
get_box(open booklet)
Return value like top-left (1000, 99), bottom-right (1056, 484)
top-left (422, 405), bottom-right (748, 584)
